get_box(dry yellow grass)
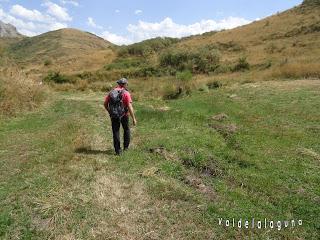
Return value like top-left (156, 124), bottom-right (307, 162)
top-left (0, 65), bottom-right (47, 115)
top-left (177, 4), bottom-right (320, 73)
top-left (6, 28), bottom-right (117, 78)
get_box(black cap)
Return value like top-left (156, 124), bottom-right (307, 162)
top-left (116, 78), bottom-right (128, 85)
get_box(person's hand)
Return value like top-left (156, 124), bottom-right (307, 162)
top-left (133, 118), bottom-right (137, 126)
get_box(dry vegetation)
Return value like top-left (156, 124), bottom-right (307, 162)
top-left (1, 2), bottom-right (319, 95)
top-left (44, 2), bottom-right (318, 95)
top-left (175, 3), bottom-right (320, 79)
top-left (0, 65), bottom-right (47, 116)
top-left (6, 29), bottom-right (116, 76)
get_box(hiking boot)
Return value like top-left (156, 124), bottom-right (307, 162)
top-left (115, 150), bottom-right (122, 156)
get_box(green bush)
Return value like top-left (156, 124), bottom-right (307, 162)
top-left (194, 47), bottom-right (220, 73)
top-left (160, 47), bottom-right (220, 74)
top-left (44, 71), bottom-right (73, 84)
top-left (160, 50), bottom-right (190, 70)
top-left (214, 65), bottom-right (232, 74)
top-left (119, 37), bottom-right (179, 57)
top-left (163, 86), bottom-right (184, 100)
top-left (198, 84), bottom-right (209, 92)
top-left (207, 81), bottom-right (222, 89)
top-left (233, 57), bottom-right (250, 72)
top-left (44, 59), bottom-right (52, 66)
top-left (176, 70), bottom-right (193, 81)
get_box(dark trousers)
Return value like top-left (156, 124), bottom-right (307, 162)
top-left (111, 116), bottom-right (130, 154)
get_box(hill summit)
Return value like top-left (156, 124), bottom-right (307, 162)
top-left (0, 21), bottom-right (21, 38)
top-left (7, 28), bottom-right (115, 74)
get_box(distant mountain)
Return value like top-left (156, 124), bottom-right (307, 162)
top-left (6, 28), bottom-right (116, 74)
top-left (0, 21), bottom-right (22, 38)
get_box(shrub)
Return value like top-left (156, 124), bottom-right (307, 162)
top-left (160, 47), bottom-right (220, 74)
top-left (193, 47), bottom-right (220, 73)
top-left (176, 70), bottom-right (193, 81)
top-left (207, 81), bottom-right (222, 89)
top-left (163, 86), bottom-right (184, 100)
top-left (44, 71), bottom-right (73, 84)
top-left (0, 70), bottom-right (47, 116)
top-left (119, 37), bottom-right (179, 57)
top-left (44, 59), bottom-right (52, 66)
top-left (260, 60), bottom-right (272, 70)
top-left (272, 63), bottom-right (320, 79)
top-left (198, 84), bottom-right (209, 92)
top-left (214, 65), bottom-right (232, 74)
top-left (233, 57), bottom-right (250, 72)
top-left (136, 66), bottom-right (162, 77)
top-left (160, 50), bottom-right (189, 70)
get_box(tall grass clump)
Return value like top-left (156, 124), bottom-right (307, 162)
top-left (272, 62), bottom-right (320, 79)
top-left (233, 56), bottom-right (250, 72)
top-left (43, 71), bottom-right (74, 84)
top-left (0, 69), bottom-right (47, 116)
top-left (118, 37), bottom-right (179, 57)
top-left (160, 46), bottom-right (220, 74)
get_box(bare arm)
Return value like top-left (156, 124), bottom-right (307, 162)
top-left (104, 101), bottom-right (109, 112)
top-left (128, 103), bottom-right (137, 126)
top-left (104, 96), bottom-right (109, 112)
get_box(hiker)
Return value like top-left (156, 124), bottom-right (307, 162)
top-left (104, 78), bottom-right (137, 155)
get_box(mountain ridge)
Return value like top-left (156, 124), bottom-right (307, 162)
top-left (5, 28), bottom-right (115, 73)
top-left (0, 20), bottom-right (22, 38)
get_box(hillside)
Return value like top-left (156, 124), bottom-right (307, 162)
top-left (5, 28), bottom-right (116, 75)
top-left (176, 2), bottom-right (320, 65)
top-left (1, 1), bottom-right (320, 239)
top-left (92, 1), bottom-right (319, 87)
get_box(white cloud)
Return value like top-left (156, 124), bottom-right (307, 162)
top-left (100, 31), bottom-right (133, 45)
top-left (87, 17), bottom-right (102, 29)
top-left (134, 10), bottom-right (142, 15)
top-left (0, 4), bottom-right (68, 36)
top-left (10, 4), bottom-right (53, 23)
top-left (60, 0), bottom-right (79, 7)
top-left (42, 1), bottom-right (72, 21)
top-left (115, 9), bottom-right (120, 13)
top-left (101, 16), bottom-right (251, 45)
top-left (127, 17), bottom-right (250, 41)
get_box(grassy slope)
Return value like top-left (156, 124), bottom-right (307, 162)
top-left (93, 3), bottom-right (319, 87)
top-left (5, 29), bottom-right (116, 75)
top-left (0, 79), bottom-right (319, 239)
top-left (177, 4), bottom-right (320, 66)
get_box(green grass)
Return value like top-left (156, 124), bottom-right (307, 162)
top-left (0, 80), bottom-right (319, 239)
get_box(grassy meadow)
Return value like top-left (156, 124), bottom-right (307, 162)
top-left (0, 1), bottom-right (319, 239)
top-left (0, 79), bottom-right (319, 239)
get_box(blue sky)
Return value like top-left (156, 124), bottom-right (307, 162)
top-left (0, 0), bottom-right (303, 45)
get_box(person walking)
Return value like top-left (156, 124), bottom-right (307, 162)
top-left (104, 78), bottom-right (137, 155)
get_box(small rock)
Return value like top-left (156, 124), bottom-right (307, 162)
top-left (140, 167), bottom-right (160, 177)
top-left (157, 106), bottom-right (171, 112)
top-left (229, 94), bottom-right (238, 99)
top-left (297, 148), bottom-right (320, 161)
top-left (149, 147), bottom-right (166, 154)
top-left (211, 113), bottom-right (229, 121)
